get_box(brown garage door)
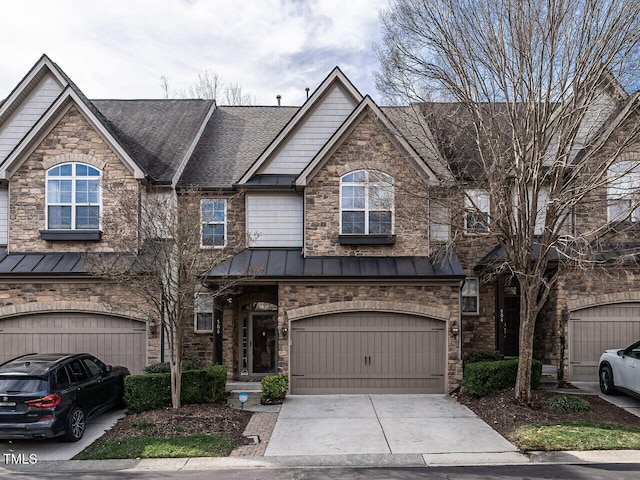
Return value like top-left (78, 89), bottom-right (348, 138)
top-left (0, 312), bottom-right (147, 374)
top-left (570, 303), bottom-right (640, 381)
top-left (290, 312), bottom-right (445, 394)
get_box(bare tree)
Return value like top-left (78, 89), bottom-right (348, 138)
top-left (376, 0), bottom-right (640, 405)
top-left (85, 184), bottom-right (244, 408)
top-left (161, 70), bottom-right (254, 105)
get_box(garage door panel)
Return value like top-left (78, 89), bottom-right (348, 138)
top-left (570, 303), bottom-right (640, 381)
top-left (0, 313), bottom-right (146, 374)
top-left (291, 312), bottom-right (445, 394)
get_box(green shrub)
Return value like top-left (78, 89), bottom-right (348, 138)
top-left (124, 368), bottom-right (220, 413)
top-left (261, 374), bottom-right (289, 402)
top-left (547, 394), bottom-right (591, 413)
top-left (468, 350), bottom-right (504, 364)
top-left (180, 370), bottom-right (212, 404)
top-left (124, 373), bottom-right (171, 412)
top-left (463, 358), bottom-right (543, 397)
top-left (143, 361), bottom-right (200, 374)
top-left (205, 365), bottom-right (228, 403)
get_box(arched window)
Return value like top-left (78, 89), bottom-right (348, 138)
top-left (340, 170), bottom-right (393, 235)
top-left (46, 163), bottom-right (101, 230)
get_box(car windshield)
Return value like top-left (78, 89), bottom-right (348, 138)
top-left (0, 377), bottom-right (48, 394)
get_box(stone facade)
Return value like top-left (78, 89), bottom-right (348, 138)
top-left (304, 114), bottom-right (432, 257)
top-left (0, 279), bottom-right (159, 364)
top-left (9, 106), bottom-right (140, 253)
top-left (277, 282), bottom-right (463, 390)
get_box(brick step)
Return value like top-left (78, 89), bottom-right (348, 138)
top-left (227, 389), bottom-right (262, 409)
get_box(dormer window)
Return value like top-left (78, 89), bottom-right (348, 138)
top-left (340, 170), bottom-right (394, 237)
top-left (46, 163), bottom-right (101, 231)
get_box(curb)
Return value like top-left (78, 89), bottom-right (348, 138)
top-left (2, 450), bottom-right (640, 473)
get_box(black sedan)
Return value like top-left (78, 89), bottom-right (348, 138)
top-left (0, 353), bottom-right (129, 441)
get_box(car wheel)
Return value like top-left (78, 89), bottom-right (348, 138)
top-left (63, 406), bottom-right (86, 442)
top-left (599, 365), bottom-right (616, 395)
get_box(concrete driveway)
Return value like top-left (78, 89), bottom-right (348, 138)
top-left (265, 395), bottom-right (525, 464)
top-left (0, 409), bottom-right (124, 461)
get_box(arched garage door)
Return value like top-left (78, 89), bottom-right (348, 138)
top-left (0, 312), bottom-right (147, 374)
top-left (570, 303), bottom-right (640, 381)
top-left (290, 312), bottom-right (446, 394)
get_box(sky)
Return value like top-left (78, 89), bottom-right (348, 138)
top-left (0, 0), bottom-right (389, 106)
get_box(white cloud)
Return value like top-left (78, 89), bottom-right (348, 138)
top-left (0, 0), bottom-right (387, 105)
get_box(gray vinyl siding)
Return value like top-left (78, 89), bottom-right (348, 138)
top-left (0, 188), bottom-right (6, 245)
top-left (261, 84), bottom-right (357, 175)
top-left (246, 193), bottom-right (303, 247)
top-left (0, 74), bottom-right (63, 162)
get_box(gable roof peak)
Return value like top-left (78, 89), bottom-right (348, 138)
top-left (237, 66), bottom-right (364, 184)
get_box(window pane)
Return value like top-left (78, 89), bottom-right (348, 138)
top-left (76, 164), bottom-right (88, 176)
top-left (59, 164), bottom-right (72, 176)
top-left (48, 206), bottom-right (71, 229)
top-left (197, 313), bottom-right (213, 331)
top-left (462, 279), bottom-right (478, 296)
top-left (48, 180), bottom-right (72, 203)
top-left (342, 211), bottom-right (365, 234)
top-left (76, 206), bottom-right (99, 229)
top-left (466, 212), bottom-right (489, 230)
top-left (342, 186), bottom-right (365, 209)
top-left (369, 185), bottom-right (392, 209)
top-left (462, 296), bottom-right (478, 313)
top-left (202, 200), bottom-right (225, 223)
top-left (369, 211), bottom-right (392, 234)
top-left (202, 224), bottom-right (225, 246)
top-left (342, 171), bottom-right (366, 183)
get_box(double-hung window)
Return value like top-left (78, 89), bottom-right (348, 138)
top-left (194, 293), bottom-right (214, 332)
top-left (340, 170), bottom-right (393, 235)
top-left (201, 199), bottom-right (227, 247)
top-left (462, 278), bottom-right (479, 313)
top-left (464, 189), bottom-right (490, 232)
top-left (46, 163), bottom-right (101, 230)
top-left (608, 161), bottom-right (640, 222)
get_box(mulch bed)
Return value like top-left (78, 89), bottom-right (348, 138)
top-left (102, 404), bottom-right (252, 440)
top-left (458, 387), bottom-right (640, 440)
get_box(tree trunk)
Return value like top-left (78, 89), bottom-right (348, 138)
top-left (170, 355), bottom-right (182, 408)
top-left (515, 284), bottom-right (538, 405)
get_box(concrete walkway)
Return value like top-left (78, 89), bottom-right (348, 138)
top-left (265, 394), bottom-right (526, 464)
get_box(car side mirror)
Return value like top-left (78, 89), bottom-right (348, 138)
top-left (105, 365), bottom-right (113, 373)
top-left (617, 350), bottom-right (625, 357)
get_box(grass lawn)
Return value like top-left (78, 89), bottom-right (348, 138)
top-left (73, 433), bottom-right (238, 460)
top-left (512, 421), bottom-right (640, 451)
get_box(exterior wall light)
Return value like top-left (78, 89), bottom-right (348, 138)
top-left (450, 322), bottom-right (460, 336)
top-left (281, 326), bottom-right (288, 339)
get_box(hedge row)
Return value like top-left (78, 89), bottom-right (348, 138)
top-left (463, 358), bottom-right (542, 397)
top-left (124, 365), bottom-right (227, 413)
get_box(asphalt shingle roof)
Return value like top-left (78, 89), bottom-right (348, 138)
top-left (93, 100), bottom-right (214, 183)
top-left (178, 106), bottom-right (297, 188)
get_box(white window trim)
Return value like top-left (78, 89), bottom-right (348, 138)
top-left (45, 162), bottom-right (102, 230)
top-left (200, 198), bottom-right (227, 248)
top-left (462, 277), bottom-right (480, 314)
top-left (339, 170), bottom-right (394, 235)
top-left (464, 189), bottom-right (490, 234)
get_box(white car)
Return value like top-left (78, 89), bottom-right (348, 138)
top-left (599, 340), bottom-right (640, 398)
